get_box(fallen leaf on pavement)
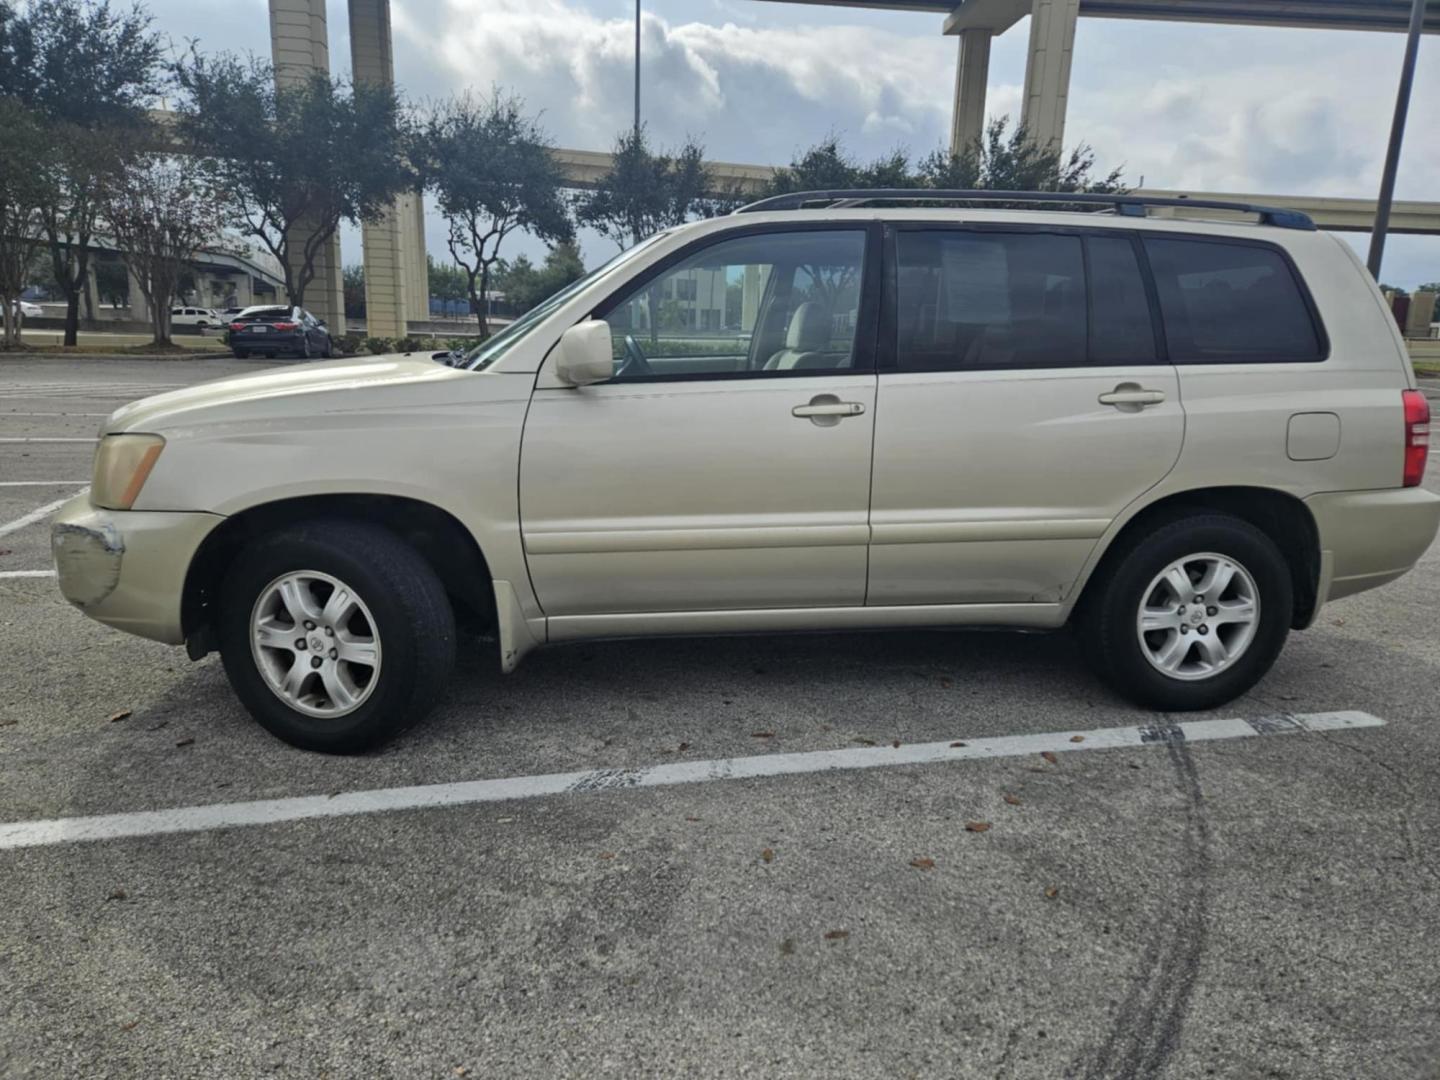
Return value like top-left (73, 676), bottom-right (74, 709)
top-left (910, 857), bottom-right (935, 870)
top-left (1069, 735), bottom-right (1084, 743)
top-left (119, 1020), bottom-right (140, 1032)
top-left (684, 816), bottom-right (701, 822)
top-left (779, 938), bottom-right (795, 956)
top-left (677, 742), bottom-right (690, 752)
top-left (598, 851), bottom-right (616, 860)
top-left (174, 737), bottom-right (195, 748)
top-left (107, 709), bottom-right (132, 723)
top-left (938, 677), bottom-right (953, 689)
top-left (1003, 793), bottom-right (1022, 806)
top-left (761, 848), bottom-right (774, 863)
top-left (949, 741), bottom-right (967, 748)
top-left (106, 888), bottom-right (127, 901)
top-left (853, 737), bottom-right (876, 746)
top-left (892, 739), bottom-right (901, 748)
top-left (1040, 751), bottom-right (1059, 765)
top-left (751, 731), bottom-right (775, 739)
top-left (965, 821), bottom-right (992, 833)
top-left (1044, 886), bottom-right (1059, 900)
top-left (823, 929), bottom-right (849, 941)
top-left (454, 1068), bottom-right (469, 1077)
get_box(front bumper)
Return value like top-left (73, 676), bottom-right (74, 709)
top-left (1307, 486), bottom-right (1440, 605)
top-left (51, 494), bottom-right (224, 645)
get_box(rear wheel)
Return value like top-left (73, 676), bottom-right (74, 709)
top-left (217, 520), bottom-right (456, 753)
top-left (1079, 513), bottom-right (1292, 711)
top-left (232, 349), bottom-right (249, 359)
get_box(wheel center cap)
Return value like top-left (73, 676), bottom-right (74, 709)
top-left (309, 634), bottom-right (325, 652)
top-left (1187, 608), bottom-right (1206, 626)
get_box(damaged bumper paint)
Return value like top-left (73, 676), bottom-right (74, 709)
top-left (50, 495), bottom-right (224, 645)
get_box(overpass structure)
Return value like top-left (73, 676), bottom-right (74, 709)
top-left (261, 0), bottom-right (1435, 336)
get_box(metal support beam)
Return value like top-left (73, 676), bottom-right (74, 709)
top-left (1367, 0), bottom-right (1427, 277)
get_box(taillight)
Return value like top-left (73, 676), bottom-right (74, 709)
top-left (272, 321), bottom-right (298, 331)
top-left (229, 321), bottom-right (244, 332)
top-left (1403, 389), bottom-right (1430, 488)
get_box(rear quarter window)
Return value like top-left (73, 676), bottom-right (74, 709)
top-left (1143, 237), bottom-right (1325, 363)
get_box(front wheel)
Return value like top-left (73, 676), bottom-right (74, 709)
top-left (1079, 513), bottom-right (1292, 711)
top-left (218, 520), bottom-right (456, 752)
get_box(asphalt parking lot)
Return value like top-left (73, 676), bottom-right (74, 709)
top-left (2, 355), bottom-right (1439, 1079)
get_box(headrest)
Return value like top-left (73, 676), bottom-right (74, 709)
top-left (785, 302), bottom-right (830, 351)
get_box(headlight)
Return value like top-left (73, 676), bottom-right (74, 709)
top-left (92, 434), bottom-right (166, 510)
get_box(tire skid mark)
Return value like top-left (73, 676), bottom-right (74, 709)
top-left (1073, 722), bottom-right (1211, 1080)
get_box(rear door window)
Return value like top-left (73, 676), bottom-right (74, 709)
top-left (891, 230), bottom-right (1158, 371)
top-left (1143, 237), bottom-right (1324, 363)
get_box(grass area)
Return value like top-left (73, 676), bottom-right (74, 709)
top-left (1, 342), bottom-right (227, 358)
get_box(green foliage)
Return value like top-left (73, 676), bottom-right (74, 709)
top-left (364, 336), bottom-right (393, 355)
top-left (579, 127), bottom-right (737, 249)
top-left (343, 264), bottom-right (366, 318)
top-left (764, 117), bottom-right (1126, 200)
top-left (394, 336), bottom-right (423, 353)
top-left (494, 240), bottom-right (587, 313)
top-left (1, 0), bottom-right (162, 345)
top-left (332, 332), bottom-right (363, 356)
top-left (427, 256), bottom-right (469, 303)
top-left (172, 50), bottom-right (414, 308)
top-left (0, 0), bottom-right (163, 128)
top-left (0, 98), bottom-right (52, 348)
top-left (415, 89), bottom-right (573, 336)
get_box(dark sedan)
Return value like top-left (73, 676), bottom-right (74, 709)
top-left (228, 305), bottom-right (333, 359)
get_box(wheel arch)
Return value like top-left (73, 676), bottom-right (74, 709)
top-left (1071, 486), bottom-right (1322, 630)
top-left (181, 493), bottom-right (496, 658)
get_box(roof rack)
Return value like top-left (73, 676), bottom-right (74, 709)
top-left (734, 189), bottom-right (1316, 231)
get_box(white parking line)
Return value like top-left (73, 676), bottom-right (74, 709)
top-left (0, 491), bottom-right (85, 539)
top-left (0, 711), bottom-right (1383, 852)
top-left (0, 569), bottom-right (55, 578)
top-left (0, 481), bottom-right (89, 486)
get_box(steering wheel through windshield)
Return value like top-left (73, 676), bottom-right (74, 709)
top-left (619, 333), bottom-right (653, 377)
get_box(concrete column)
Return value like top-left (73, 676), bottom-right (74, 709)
top-left (950, 29), bottom-right (992, 158)
top-left (1405, 290), bottom-right (1436, 338)
top-left (83, 260), bottom-right (100, 327)
top-left (269, 0), bottom-right (344, 331)
top-left (348, 0), bottom-right (410, 339)
top-left (405, 190), bottom-right (429, 324)
top-left (126, 265), bottom-right (149, 325)
top-left (1020, 0), bottom-right (1080, 150)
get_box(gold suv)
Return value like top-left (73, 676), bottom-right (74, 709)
top-left (53, 192), bottom-right (1439, 752)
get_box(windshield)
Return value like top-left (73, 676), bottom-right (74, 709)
top-left (460, 232), bottom-right (671, 371)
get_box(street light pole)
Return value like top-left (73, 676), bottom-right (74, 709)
top-left (633, 0), bottom-right (641, 141)
top-left (1367, 0), bottom-right (1427, 278)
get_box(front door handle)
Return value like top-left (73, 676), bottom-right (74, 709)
top-left (1098, 384), bottom-right (1166, 409)
top-left (792, 401), bottom-right (866, 418)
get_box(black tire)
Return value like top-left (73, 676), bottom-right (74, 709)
top-left (232, 349), bottom-right (249, 359)
top-left (217, 520), bottom-right (456, 753)
top-left (320, 337), bottom-right (332, 358)
top-left (299, 337), bottom-right (312, 360)
top-left (1078, 513), bottom-right (1292, 711)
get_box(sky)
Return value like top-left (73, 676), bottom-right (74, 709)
top-left (151, 0), bottom-right (1439, 286)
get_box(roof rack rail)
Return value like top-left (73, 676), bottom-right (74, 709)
top-left (734, 189), bottom-right (1316, 231)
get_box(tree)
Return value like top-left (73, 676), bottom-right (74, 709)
top-left (764, 117), bottom-right (1125, 201)
top-left (2, 0), bottom-right (163, 345)
top-left (495, 240), bottom-right (587, 313)
top-left (100, 156), bottom-right (223, 345)
top-left (172, 50), bottom-right (413, 309)
top-left (416, 91), bottom-right (573, 336)
top-left (343, 264), bottom-right (366, 319)
top-left (579, 127), bottom-right (736, 249)
top-left (0, 99), bottom-right (52, 349)
top-left (427, 256), bottom-right (469, 304)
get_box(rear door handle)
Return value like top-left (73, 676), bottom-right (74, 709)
top-left (1098, 385), bottom-right (1166, 408)
top-left (792, 401), bottom-right (866, 418)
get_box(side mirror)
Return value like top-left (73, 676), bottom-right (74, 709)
top-left (554, 321), bottom-right (615, 386)
top-left (316, 319), bottom-right (327, 329)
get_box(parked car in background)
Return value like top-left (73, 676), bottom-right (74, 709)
top-left (9, 300), bottom-right (43, 320)
top-left (226, 305), bottom-right (333, 359)
top-left (52, 191), bottom-right (1439, 753)
top-left (171, 306), bottom-right (220, 330)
